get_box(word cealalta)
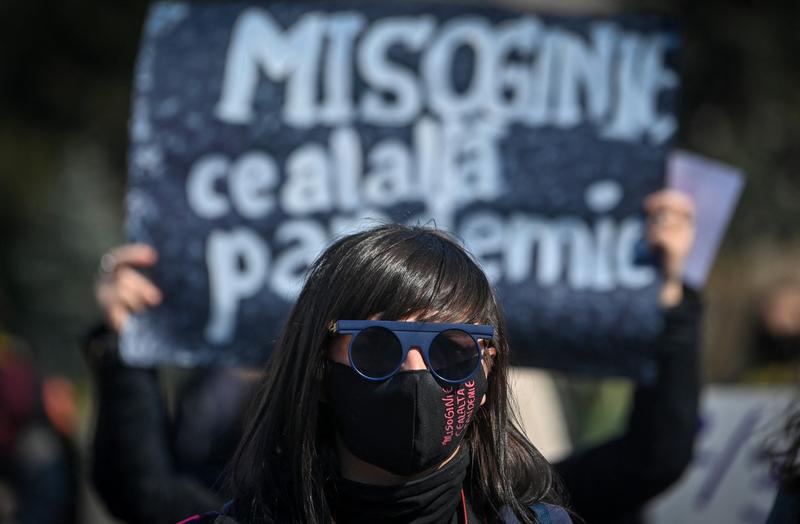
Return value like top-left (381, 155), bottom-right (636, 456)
top-left (441, 381), bottom-right (478, 446)
top-left (194, 166), bottom-right (655, 344)
top-left (216, 8), bottom-right (678, 143)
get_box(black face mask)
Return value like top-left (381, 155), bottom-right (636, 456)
top-left (326, 362), bottom-right (488, 476)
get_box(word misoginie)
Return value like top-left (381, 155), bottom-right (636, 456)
top-left (216, 8), bottom-right (677, 143)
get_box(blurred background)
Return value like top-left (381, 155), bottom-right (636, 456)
top-left (0, 0), bottom-right (798, 522)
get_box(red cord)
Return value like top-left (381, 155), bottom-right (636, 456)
top-left (461, 488), bottom-right (468, 523)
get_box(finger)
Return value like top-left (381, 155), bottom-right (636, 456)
top-left (646, 228), bottom-right (670, 249)
top-left (647, 220), bottom-right (693, 243)
top-left (115, 280), bottom-right (149, 313)
top-left (116, 267), bottom-right (162, 305)
top-left (644, 188), bottom-right (680, 209)
top-left (648, 211), bottom-right (695, 230)
top-left (646, 190), bottom-right (695, 218)
top-left (115, 271), bottom-right (151, 312)
top-left (108, 244), bottom-right (159, 269)
top-left (644, 189), bottom-right (695, 219)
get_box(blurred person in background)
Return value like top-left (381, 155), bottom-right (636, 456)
top-left (757, 280), bottom-right (800, 521)
top-left (746, 279), bottom-right (800, 383)
top-left (85, 189), bottom-right (699, 524)
top-left (0, 329), bottom-right (78, 524)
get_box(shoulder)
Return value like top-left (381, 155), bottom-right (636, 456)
top-left (530, 503), bottom-right (574, 524)
top-left (499, 503), bottom-right (574, 524)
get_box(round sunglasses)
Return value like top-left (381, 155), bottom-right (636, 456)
top-left (335, 320), bottom-right (494, 384)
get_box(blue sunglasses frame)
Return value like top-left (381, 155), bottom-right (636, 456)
top-left (335, 320), bottom-right (494, 384)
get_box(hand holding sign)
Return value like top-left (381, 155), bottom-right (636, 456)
top-left (95, 244), bottom-right (162, 332)
top-left (644, 189), bottom-right (696, 307)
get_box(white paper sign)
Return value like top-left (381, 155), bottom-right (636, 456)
top-left (667, 151), bottom-right (745, 289)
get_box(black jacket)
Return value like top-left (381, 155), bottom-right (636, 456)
top-left (86, 327), bottom-right (250, 524)
top-left (555, 288), bottom-right (703, 524)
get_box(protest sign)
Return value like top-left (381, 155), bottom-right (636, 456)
top-left (123, 1), bottom-right (679, 377)
top-left (667, 150), bottom-right (745, 290)
top-left (647, 386), bottom-right (794, 524)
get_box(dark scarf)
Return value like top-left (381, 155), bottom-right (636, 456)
top-left (331, 446), bottom-right (469, 524)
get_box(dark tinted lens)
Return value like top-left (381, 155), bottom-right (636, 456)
top-left (429, 329), bottom-right (480, 382)
top-left (349, 327), bottom-right (403, 379)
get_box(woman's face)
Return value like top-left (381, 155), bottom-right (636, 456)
top-left (324, 312), bottom-right (496, 484)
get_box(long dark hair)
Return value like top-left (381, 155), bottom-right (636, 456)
top-left (767, 404), bottom-right (800, 492)
top-left (227, 224), bottom-right (561, 523)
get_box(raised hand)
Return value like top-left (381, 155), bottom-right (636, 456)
top-left (94, 244), bottom-right (162, 332)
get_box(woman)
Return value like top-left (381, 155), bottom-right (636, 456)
top-left (191, 224), bottom-right (571, 523)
